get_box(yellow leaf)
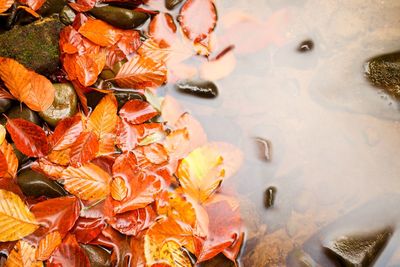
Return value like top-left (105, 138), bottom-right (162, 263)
top-left (0, 189), bottom-right (39, 241)
top-left (110, 177), bottom-right (127, 201)
top-left (0, 125), bottom-right (5, 145)
top-left (36, 231), bottom-right (62, 261)
top-left (6, 240), bottom-right (43, 267)
top-left (60, 163), bottom-right (111, 201)
top-left (87, 94), bottom-right (118, 140)
top-left (176, 145), bottom-right (225, 203)
top-left (0, 140), bottom-right (18, 178)
top-left (157, 192), bottom-right (196, 228)
top-left (145, 240), bottom-right (192, 267)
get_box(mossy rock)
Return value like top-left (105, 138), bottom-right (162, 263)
top-left (0, 16), bottom-right (63, 75)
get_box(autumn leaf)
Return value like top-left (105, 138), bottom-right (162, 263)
top-left (0, 125), bottom-right (5, 144)
top-left (31, 196), bottom-right (80, 236)
top-left (69, 131), bottom-right (99, 167)
top-left (0, 151), bottom-right (7, 178)
top-left (179, 0), bottom-right (217, 42)
top-left (31, 159), bottom-right (65, 180)
top-left (6, 240), bottom-right (43, 267)
top-left (164, 128), bottom-right (191, 163)
top-left (19, 0), bottom-right (45, 11)
top-left (161, 95), bottom-right (185, 125)
top-left (78, 19), bottom-right (122, 47)
top-left (157, 192), bottom-right (196, 228)
top-left (149, 13), bottom-right (177, 48)
top-left (0, 0), bottom-right (13, 13)
top-left (48, 234), bottom-right (90, 267)
top-left (0, 189), bottom-right (39, 241)
top-left (68, 0), bottom-right (95, 12)
top-left (36, 231), bottom-right (62, 261)
top-left (71, 217), bottom-right (105, 243)
top-left (51, 115), bottom-right (84, 151)
top-left (117, 30), bottom-right (142, 56)
top-left (6, 118), bottom-right (49, 157)
top-left (176, 145), bottom-right (225, 203)
top-left (0, 87), bottom-right (15, 100)
top-left (61, 163), bottom-right (111, 201)
top-left (175, 113), bottom-right (207, 151)
top-left (87, 94), bottom-right (118, 140)
top-left (138, 143), bottom-right (169, 166)
top-left (24, 72), bottom-right (55, 112)
top-left (119, 99), bottom-right (158, 125)
top-left (114, 54), bottom-right (167, 89)
top-left (110, 177), bottom-right (128, 201)
top-left (0, 141), bottom-right (18, 178)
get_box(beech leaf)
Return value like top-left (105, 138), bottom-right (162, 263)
top-left (78, 19), bottom-right (122, 47)
top-left (87, 94), bottom-right (118, 140)
top-left (0, 0), bottom-right (13, 13)
top-left (69, 131), bottom-right (99, 167)
top-left (119, 99), bottom-right (158, 125)
top-left (6, 240), bottom-right (43, 267)
top-left (0, 140), bottom-right (18, 178)
top-left (36, 231), bottom-right (62, 261)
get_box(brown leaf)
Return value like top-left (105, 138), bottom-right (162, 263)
top-left (0, 0), bottom-right (13, 13)
top-left (119, 99), bottom-right (158, 125)
top-left (114, 54), bottom-right (167, 89)
top-left (36, 231), bottom-right (62, 261)
top-left (61, 163), bottom-right (111, 201)
top-left (69, 131), bottom-right (99, 167)
top-left (78, 18), bottom-right (122, 47)
top-left (6, 118), bottom-right (49, 157)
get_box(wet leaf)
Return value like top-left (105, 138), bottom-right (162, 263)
top-left (179, 0), bottom-right (217, 42)
top-left (0, 0), bottom-right (13, 13)
top-left (161, 95), bottom-right (185, 125)
top-left (47, 149), bottom-right (71, 166)
top-left (0, 151), bottom-right (7, 178)
top-left (111, 177), bottom-right (128, 201)
top-left (6, 240), bottom-right (43, 267)
top-left (6, 118), bottom-right (49, 158)
top-left (31, 159), bottom-right (65, 180)
top-left (119, 99), bottom-right (158, 125)
top-left (59, 26), bottom-right (85, 55)
top-left (117, 30), bottom-right (142, 56)
top-left (149, 13), bottom-right (177, 48)
top-left (0, 87), bottom-right (15, 100)
top-left (69, 131), bottom-right (99, 167)
top-left (0, 189), bottom-right (39, 242)
top-left (87, 94), bottom-right (118, 140)
top-left (164, 128), bottom-right (191, 163)
top-left (36, 231), bottom-right (62, 261)
top-left (79, 19), bottom-right (122, 47)
top-left (176, 145), bottom-right (225, 203)
top-left (0, 125), bottom-right (5, 145)
top-left (71, 217), bottom-right (105, 243)
top-left (24, 72), bottom-right (55, 112)
top-left (51, 115), bottom-right (84, 151)
top-left (31, 196), bottom-right (80, 236)
top-left (61, 163), bottom-right (111, 201)
top-left (175, 113), bottom-right (207, 151)
top-left (114, 54), bottom-right (167, 89)
top-left (0, 139), bottom-right (18, 179)
top-left (157, 192), bottom-right (196, 228)
top-left (19, 0), bottom-right (45, 11)
top-left (48, 234), bottom-right (90, 267)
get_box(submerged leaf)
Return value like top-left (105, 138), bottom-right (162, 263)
top-left (0, 189), bottom-right (39, 242)
top-left (119, 99), bottom-right (158, 125)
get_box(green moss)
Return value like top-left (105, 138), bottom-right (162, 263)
top-left (0, 16), bottom-right (63, 75)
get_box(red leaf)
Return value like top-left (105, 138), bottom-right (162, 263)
top-left (6, 118), bottom-right (49, 157)
top-left (107, 205), bottom-right (156, 236)
top-left (119, 99), bottom-right (158, 125)
top-left (179, 0), bottom-right (217, 42)
top-left (59, 26), bottom-right (85, 54)
top-left (69, 131), bottom-right (99, 167)
top-left (68, 0), bottom-right (95, 12)
top-left (51, 115), bottom-right (83, 151)
top-left (117, 30), bottom-right (142, 56)
top-left (71, 80), bottom-right (89, 115)
top-left (19, 0), bottom-right (45, 11)
top-left (0, 151), bottom-right (8, 177)
top-left (71, 217), bottom-right (105, 244)
top-left (48, 234), bottom-right (90, 267)
top-left (149, 13), bottom-right (177, 48)
top-left (0, 0), bottom-right (14, 13)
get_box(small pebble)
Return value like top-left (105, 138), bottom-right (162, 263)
top-left (264, 186), bottom-right (277, 208)
top-left (255, 137), bottom-right (272, 161)
top-left (297, 39), bottom-right (314, 53)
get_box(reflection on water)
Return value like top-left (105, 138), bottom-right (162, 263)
top-left (168, 0), bottom-right (400, 266)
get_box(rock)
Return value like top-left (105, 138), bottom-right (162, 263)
top-left (264, 186), bottom-right (277, 209)
top-left (11, 143), bottom-right (28, 164)
top-left (39, 83), bottom-right (78, 127)
top-left (17, 169), bottom-right (66, 198)
top-left (199, 254), bottom-right (235, 267)
top-left (89, 6), bottom-right (149, 29)
top-left (59, 5), bottom-right (76, 25)
top-left (365, 51), bottom-right (400, 98)
top-left (297, 40), bottom-right (314, 53)
top-left (38, 0), bottom-right (68, 17)
top-left (176, 80), bottom-right (219, 98)
top-left (165, 0), bottom-right (184, 10)
top-left (2, 104), bottom-right (41, 126)
top-left (80, 244), bottom-right (111, 267)
top-left (0, 16), bottom-right (63, 75)
top-left (0, 98), bottom-right (12, 113)
top-left (324, 228), bottom-right (392, 267)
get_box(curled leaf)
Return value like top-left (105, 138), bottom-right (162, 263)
top-left (0, 189), bottom-right (39, 242)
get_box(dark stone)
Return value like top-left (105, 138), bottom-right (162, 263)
top-left (39, 83), bottom-right (78, 127)
top-left (264, 186), bottom-right (277, 209)
top-left (59, 5), bottom-right (76, 25)
top-left (90, 6), bottom-right (149, 29)
top-left (365, 51), bottom-right (400, 98)
top-left (38, 0), bottom-right (68, 17)
top-left (0, 98), bottom-right (12, 113)
top-left (297, 40), bottom-right (314, 53)
top-left (0, 16), bottom-right (63, 75)
top-left (2, 104), bottom-right (41, 126)
top-left (165, 0), bottom-right (184, 10)
top-left (323, 228), bottom-right (392, 267)
top-left (11, 143), bottom-right (28, 165)
top-left (287, 248), bottom-right (318, 267)
top-left (80, 244), bottom-right (111, 267)
top-left (17, 169), bottom-right (66, 198)
top-left (176, 80), bottom-right (219, 98)
top-left (198, 254), bottom-right (235, 267)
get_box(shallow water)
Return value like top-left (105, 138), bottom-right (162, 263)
top-left (168, 0), bottom-right (400, 266)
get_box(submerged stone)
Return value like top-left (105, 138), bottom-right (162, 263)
top-left (0, 98), bottom-right (12, 113)
top-left (176, 80), bottom-right (219, 98)
top-left (264, 186), bottom-right (277, 209)
top-left (2, 104), bottom-right (41, 126)
top-left (165, 0), bottom-right (184, 10)
top-left (38, 0), bottom-right (68, 17)
top-left (90, 6), bottom-right (149, 29)
top-left (17, 169), bottom-right (66, 198)
top-left (365, 51), bottom-right (400, 98)
top-left (59, 5), bottom-right (76, 25)
top-left (80, 244), bottom-right (111, 267)
top-left (324, 228), bottom-right (392, 267)
top-left (0, 16), bottom-right (63, 75)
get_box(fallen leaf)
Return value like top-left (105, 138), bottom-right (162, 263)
top-left (0, 189), bottom-right (39, 242)
top-left (31, 159), bottom-right (65, 180)
top-left (48, 234), bottom-right (90, 267)
top-left (157, 192), bottom-right (196, 228)
top-left (161, 95), bottom-right (185, 125)
top-left (0, 138), bottom-right (18, 179)
top-left (47, 148), bottom-right (71, 166)
top-left (19, 0), bottom-right (45, 11)
top-left (6, 240), bottom-right (43, 267)
top-left (69, 131), bottom-right (99, 167)
top-left (24, 72), bottom-right (55, 112)
top-left (117, 30), bottom-right (142, 56)
top-left (0, 57), bottom-right (31, 102)
top-left (119, 99), bottom-right (158, 125)
top-left (68, 0), bottom-right (95, 12)
top-left (0, 0), bottom-right (13, 13)
top-left (0, 87), bottom-right (15, 100)
top-left (71, 217), bottom-right (105, 243)
top-left (0, 151), bottom-right (7, 178)
top-left (61, 163), bottom-right (111, 201)
top-left (110, 177), bottom-right (128, 201)
top-left (149, 13), bottom-right (177, 48)
top-left (6, 118), bottom-right (49, 157)
top-left (87, 94), bottom-right (118, 140)
top-left (36, 231), bottom-right (62, 261)
top-left (114, 54), bottom-right (167, 89)
top-left (79, 19), bottom-right (122, 47)
top-left (175, 113), bottom-right (207, 151)
top-left (51, 115), bottom-right (84, 151)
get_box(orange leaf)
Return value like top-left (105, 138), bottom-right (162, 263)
top-left (0, 151), bottom-right (7, 178)
top-left (31, 159), bottom-right (65, 180)
top-left (51, 115), bottom-right (83, 151)
top-left (24, 71), bottom-right (55, 112)
top-left (47, 149), bottom-right (71, 166)
top-left (110, 177), bottom-right (127, 201)
top-left (16, 5), bottom-right (40, 17)
top-left (19, 0), bottom-right (45, 11)
top-left (69, 131), bottom-right (99, 167)
top-left (6, 240), bottom-right (43, 267)
top-left (0, 87), bottom-right (15, 100)
top-left (0, 140), bottom-right (18, 178)
top-left (78, 19), bottom-right (122, 47)
top-left (36, 231), bottom-right (62, 261)
top-left (114, 54), bottom-right (167, 89)
top-left (117, 30), bottom-right (141, 56)
top-left (0, 0), bottom-right (13, 13)
top-left (48, 234), bottom-right (90, 267)
top-left (0, 57), bottom-right (31, 101)
top-left (87, 94), bottom-right (118, 140)
top-left (149, 13), bottom-right (177, 48)
top-left (6, 118), bottom-right (49, 157)
top-left (175, 113), bottom-right (207, 151)
top-left (61, 163), bottom-right (111, 201)
top-left (119, 99), bottom-right (158, 125)
top-left (164, 128), bottom-right (191, 163)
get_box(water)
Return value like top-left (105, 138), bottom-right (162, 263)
top-left (167, 0), bottom-right (400, 266)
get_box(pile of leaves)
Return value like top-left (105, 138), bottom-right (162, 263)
top-left (0, 0), bottom-right (245, 266)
